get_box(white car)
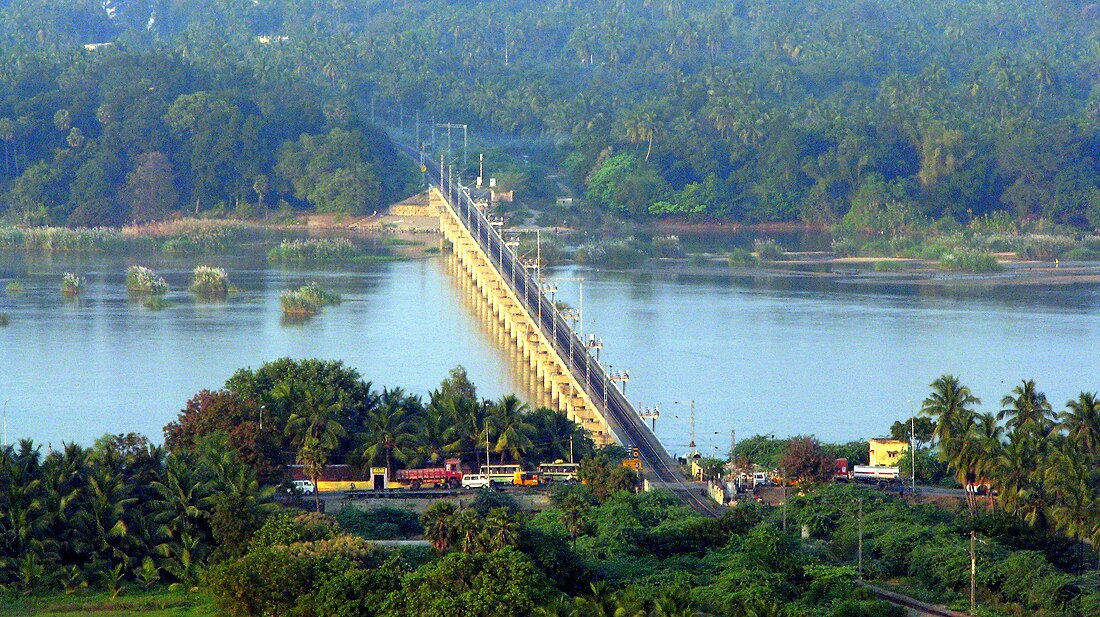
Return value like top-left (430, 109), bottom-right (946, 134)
top-left (290, 479), bottom-right (316, 494)
top-left (461, 473), bottom-right (493, 489)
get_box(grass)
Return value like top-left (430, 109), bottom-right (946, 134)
top-left (126, 266), bottom-right (169, 295)
top-left (267, 238), bottom-right (358, 262)
top-left (61, 273), bottom-right (86, 296)
top-left (753, 238), bottom-right (785, 261)
top-left (0, 313), bottom-right (9, 326)
top-left (873, 260), bottom-right (907, 272)
top-left (727, 248), bottom-right (758, 266)
top-left (143, 296), bottom-right (173, 310)
top-left (6, 281), bottom-right (24, 293)
top-left (939, 250), bottom-right (1003, 273)
top-left (188, 266), bottom-right (229, 296)
top-left (0, 588), bottom-right (215, 616)
top-left (280, 282), bottom-right (341, 316)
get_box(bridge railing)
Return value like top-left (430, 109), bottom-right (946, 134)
top-left (434, 170), bottom-right (677, 471)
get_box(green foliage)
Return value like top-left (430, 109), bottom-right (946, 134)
top-left (753, 239), bottom-right (785, 261)
top-left (280, 282), bottom-right (342, 316)
top-left (336, 507), bottom-right (423, 540)
top-left (188, 265), bottom-right (229, 296)
top-left (734, 434), bottom-right (787, 468)
top-left (574, 237), bottom-right (648, 267)
top-left (4, 281), bottom-right (22, 293)
top-left (382, 547), bottom-right (551, 617)
top-left (728, 248), bottom-right (759, 266)
top-left (125, 266), bottom-right (168, 295)
top-left (0, 313), bottom-right (8, 326)
top-left (938, 251), bottom-right (1003, 272)
top-left (267, 238), bottom-right (359, 262)
top-left (872, 260), bottom-right (905, 272)
top-left (60, 272), bottom-right (85, 296)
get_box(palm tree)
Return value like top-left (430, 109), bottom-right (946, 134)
top-left (922, 374), bottom-right (981, 446)
top-left (969, 413), bottom-right (1004, 510)
top-left (1046, 447), bottom-right (1094, 560)
top-left (413, 401), bottom-right (461, 467)
top-left (284, 386), bottom-right (346, 512)
top-left (361, 387), bottom-right (416, 476)
top-left (999, 379), bottom-right (1054, 436)
top-left (453, 508), bottom-right (483, 553)
top-left (623, 109), bottom-right (658, 161)
top-left (482, 507), bottom-right (519, 550)
top-left (421, 501), bottom-right (456, 552)
top-left (574, 581), bottom-right (617, 617)
top-left (1059, 392), bottom-right (1100, 455)
top-left (559, 493), bottom-right (589, 548)
top-left (488, 395), bottom-right (535, 463)
top-left (995, 431), bottom-right (1034, 516)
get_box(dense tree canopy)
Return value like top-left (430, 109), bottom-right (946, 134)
top-left (2, 1), bottom-right (1100, 227)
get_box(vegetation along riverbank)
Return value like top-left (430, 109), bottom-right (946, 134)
top-left (0, 361), bottom-right (1097, 615)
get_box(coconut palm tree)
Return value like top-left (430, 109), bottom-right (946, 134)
top-left (488, 394), bottom-right (535, 463)
top-left (413, 401), bottom-right (461, 467)
top-left (999, 379), bottom-right (1054, 436)
top-left (284, 385), bottom-right (346, 512)
top-left (453, 508), bottom-right (483, 553)
top-left (361, 387), bottom-right (416, 476)
top-left (482, 507), bottom-right (519, 550)
top-left (922, 374), bottom-right (981, 446)
top-left (1059, 392), bottom-right (1100, 456)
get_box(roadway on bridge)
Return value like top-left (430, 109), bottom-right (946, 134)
top-left (401, 144), bottom-right (722, 517)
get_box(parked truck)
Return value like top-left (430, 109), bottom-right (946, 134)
top-left (834, 458), bottom-right (900, 486)
top-left (394, 458), bottom-right (465, 490)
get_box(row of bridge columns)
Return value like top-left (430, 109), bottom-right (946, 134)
top-left (433, 189), bottom-right (614, 445)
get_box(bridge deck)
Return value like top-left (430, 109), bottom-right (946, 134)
top-left (405, 148), bottom-right (722, 517)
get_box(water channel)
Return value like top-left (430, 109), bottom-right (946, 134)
top-left (2, 249), bottom-right (1099, 455)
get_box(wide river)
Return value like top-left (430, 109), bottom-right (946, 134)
top-left (2, 249), bottom-right (1099, 455)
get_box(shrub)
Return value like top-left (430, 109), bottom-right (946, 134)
top-left (651, 235), bottom-right (684, 258)
top-left (189, 265), bottom-right (230, 296)
top-left (5, 281), bottom-right (23, 293)
top-left (753, 238), bottom-right (785, 261)
top-left (126, 265), bottom-right (169, 294)
top-left (575, 237), bottom-right (647, 267)
top-left (281, 282), bottom-right (341, 316)
top-left (830, 237), bottom-right (860, 257)
top-left (728, 248), bottom-right (758, 266)
top-left (1062, 246), bottom-right (1100, 261)
top-left (143, 296), bottom-right (172, 310)
top-left (0, 313), bottom-right (9, 326)
top-left (872, 260), bottom-right (905, 272)
top-left (335, 507), bottom-right (423, 540)
top-left (61, 272), bottom-right (85, 296)
top-left (938, 251), bottom-right (1002, 272)
top-left (268, 238), bottom-right (358, 261)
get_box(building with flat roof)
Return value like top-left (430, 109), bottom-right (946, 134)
top-left (868, 438), bottom-right (908, 467)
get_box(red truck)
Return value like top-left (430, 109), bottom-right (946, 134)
top-left (395, 458), bottom-right (465, 490)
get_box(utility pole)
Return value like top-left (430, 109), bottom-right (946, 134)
top-left (730, 429), bottom-right (736, 460)
top-left (911, 400), bottom-right (917, 496)
top-left (569, 436), bottom-right (574, 464)
top-left (2, 399), bottom-right (7, 449)
top-left (970, 529), bottom-right (977, 616)
top-left (689, 400), bottom-right (696, 457)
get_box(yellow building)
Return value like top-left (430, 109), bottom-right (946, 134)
top-left (868, 438), bottom-right (909, 467)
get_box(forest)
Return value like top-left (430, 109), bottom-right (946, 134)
top-left (1, 1), bottom-right (1100, 229)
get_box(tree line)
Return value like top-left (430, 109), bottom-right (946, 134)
top-left (165, 361), bottom-right (597, 502)
top-left (0, 44), bottom-right (415, 226)
top-left (921, 375), bottom-right (1100, 554)
top-left (3, 1), bottom-right (1099, 229)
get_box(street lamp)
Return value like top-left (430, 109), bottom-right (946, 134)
top-left (638, 402), bottom-right (660, 432)
top-left (610, 369), bottom-right (630, 394)
top-left (587, 334), bottom-right (603, 362)
top-left (672, 400), bottom-right (697, 458)
top-left (259, 405), bottom-right (266, 431)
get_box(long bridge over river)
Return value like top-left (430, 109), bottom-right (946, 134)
top-left (408, 151), bottom-right (721, 516)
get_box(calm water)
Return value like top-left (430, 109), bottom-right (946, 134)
top-left (3, 251), bottom-right (1100, 455)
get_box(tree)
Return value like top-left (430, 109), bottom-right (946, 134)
top-left (488, 395), bottom-right (535, 463)
top-left (1058, 392), bottom-right (1100, 456)
top-left (283, 385), bottom-right (347, 512)
top-left (361, 387), bottom-right (416, 475)
top-left (558, 493), bottom-right (590, 548)
top-left (889, 417), bottom-right (936, 450)
top-left (421, 501), bottom-right (456, 552)
top-left (999, 379), bottom-right (1054, 436)
top-left (778, 437), bottom-right (832, 484)
top-left (124, 151), bottom-right (178, 223)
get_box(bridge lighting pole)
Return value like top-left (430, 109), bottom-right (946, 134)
top-left (673, 400), bottom-right (697, 457)
top-left (587, 335), bottom-right (603, 362)
top-left (639, 403), bottom-right (660, 432)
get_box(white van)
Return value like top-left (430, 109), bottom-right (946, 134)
top-left (290, 479), bottom-right (316, 494)
top-left (461, 473), bottom-right (493, 489)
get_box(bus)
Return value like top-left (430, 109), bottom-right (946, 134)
top-left (537, 461), bottom-right (580, 483)
top-left (481, 464), bottom-right (522, 484)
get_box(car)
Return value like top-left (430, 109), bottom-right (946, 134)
top-left (461, 473), bottom-right (493, 489)
top-left (290, 479), bottom-right (316, 494)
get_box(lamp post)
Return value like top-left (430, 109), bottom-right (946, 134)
top-left (638, 403), bottom-right (660, 432)
top-left (259, 405), bottom-right (266, 431)
top-left (587, 334), bottom-right (603, 362)
top-left (673, 400), bottom-right (697, 458)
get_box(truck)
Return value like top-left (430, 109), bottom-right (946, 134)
top-left (395, 458), bottom-right (464, 490)
top-left (835, 458), bottom-right (901, 486)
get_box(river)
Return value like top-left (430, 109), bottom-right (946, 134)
top-left (2, 249), bottom-right (1099, 455)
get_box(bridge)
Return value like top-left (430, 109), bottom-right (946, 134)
top-left (407, 152), bottom-right (721, 516)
